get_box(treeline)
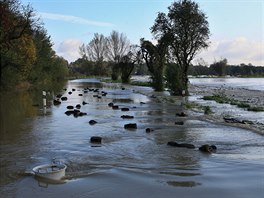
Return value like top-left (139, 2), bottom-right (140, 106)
top-left (0, 0), bottom-right (69, 90)
top-left (189, 59), bottom-right (264, 77)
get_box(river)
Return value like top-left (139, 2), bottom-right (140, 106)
top-left (0, 78), bottom-right (263, 198)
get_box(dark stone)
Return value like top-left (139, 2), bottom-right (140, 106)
top-left (146, 128), bottom-right (154, 133)
top-left (121, 107), bottom-right (129, 111)
top-left (112, 105), bottom-right (119, 110)
top-left (56, 94), bottom-right (62, 98)
top-left (76, 104), bottom-right (81, 109)
top-left (199, 144), bottom-right (217, 153)
top-left (72, 88), bottom-right (76, 91)
top-left (84, 90), bottom-right (88, 93)
top-left (121, 87), bottom-right (125, 90)
top-left (140, 102), bottom-right (146, 105)
top-left (68, 91), bottom-right (72, 95)
top-left (93, 95), bottom-right (98, 97)
top-left (78, 94), bottom-right (83, 96)
top-left (167, 141), bottom-right (195, 149)
top-left (124, 123), bottom-right (137, 129)
top-left (61, 97), bottom-right (68, 101)
top-left (82, 101), bottom-right (88, 105)
top-left (67, 105), bottom-right (74, 109)
top-left (108, 102), bottom-right (114, 107)
top-left (175, 121), bottom-right (184, 125)
top-left (89, 120), bottom-right (97, 125)
top-left (94, 89), bottom-right (99, 92)
top-left (176, 112), bottom-right (187, 117)
top-left (121, 115), bottom-right (134, 119)
top-left (65, 110), bottom-right (74, 116)
top-left (53, 100), bottom-right (61, 105)
top-left (79, 112), bottom-right (87, 116)
top-left (90, 136), bottom-right (102, 143)
top-left (97, 96), bottom-right (102, 99)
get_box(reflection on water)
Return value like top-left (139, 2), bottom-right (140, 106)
top-left (1, 78), bottom-right (264, 197)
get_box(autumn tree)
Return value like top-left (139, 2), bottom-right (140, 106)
top-left (151, 0), bottom-right (210, 95)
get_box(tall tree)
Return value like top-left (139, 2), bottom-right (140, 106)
top-left (210, 58), bottom-right (227, 76)
top-left (151, 0), bottom-right (210, 95)
top-left (140, 37), bottom-right (168, 91)
top-left (106, 30), bottom-right (130, 80)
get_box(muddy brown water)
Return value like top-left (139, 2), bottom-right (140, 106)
top-left (1, 79), bottom-right (263, 198)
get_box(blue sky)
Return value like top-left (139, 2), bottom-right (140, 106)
top-left (21, 0), bottom-right (264, 65)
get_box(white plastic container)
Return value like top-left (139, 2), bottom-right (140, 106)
top-left (32, 164), bottom-right (67, 180)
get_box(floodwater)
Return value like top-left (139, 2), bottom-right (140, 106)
top-left (0, 78), bottom-right (264, 198)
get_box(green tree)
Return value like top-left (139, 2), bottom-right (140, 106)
top-left (151, 0), bottom-right (210, 95)
top-left (140, 37), bottom-right (168, 91)
top-left (210, 58), bottom-right (227, 76)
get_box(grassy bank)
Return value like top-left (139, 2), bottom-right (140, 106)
top-left (203, 94), bottom-right (264, 112)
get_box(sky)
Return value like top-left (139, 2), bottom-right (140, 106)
top-left (21, 0), bottom-right (264, 66)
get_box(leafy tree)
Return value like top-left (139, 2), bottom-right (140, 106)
top-left (140, 37), bottom-right (168, 91)
top-left (151, 0), bottom-right (210, 95)
top-left (0, 0), bottom-right (37, 87)
top-left (119, 45), bottom-right (141, 83)
top-left (210, 58), bottom-right (227, 76)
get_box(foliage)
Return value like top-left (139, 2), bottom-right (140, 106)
top-left (140, 38), bottom-right (168, 91)
top-left (165, 63), bottom-right (183, 95)
top-left (210, 58), bottom-right (227, 76)
top-left (0, 0), bottom-right (69, 90)
top-left (151, 0), bottom-right (210, 95)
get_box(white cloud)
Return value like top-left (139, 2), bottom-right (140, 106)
top-left (196, 37), bottom-right (264, 66)
top-left (55, 39), bottom-right (83, 63)
top-left (39, 12), bottom-right (114, 27)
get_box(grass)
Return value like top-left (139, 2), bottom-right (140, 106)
top-left (185, 102), bottom-right (213, 115)
top-left (203, 94), bottom-right (264, 112)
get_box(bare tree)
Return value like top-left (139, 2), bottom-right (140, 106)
top-left (86, 33), bottom-right (107, 62)
top-left (106, 30), bottom-right (130, 63)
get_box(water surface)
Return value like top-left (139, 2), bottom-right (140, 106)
top-left (0, 79), bottom-right (263, 198)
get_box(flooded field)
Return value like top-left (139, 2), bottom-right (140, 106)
top-left (0, 78), bottom-right (263, 198)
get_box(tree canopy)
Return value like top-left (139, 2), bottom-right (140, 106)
top-left (151, 0), bottom-right (210, 95)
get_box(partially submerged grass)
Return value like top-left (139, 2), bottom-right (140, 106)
top-left (203, 94), bottom-right (264, 112)
top-left (185, 102), bottom-right (213, 115)
top-left (130, 81), bottom-right (152, 87)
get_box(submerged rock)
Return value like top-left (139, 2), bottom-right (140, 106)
top-left (89, 120), bottom-right (97, 125)
top-left (167, 141), bottom-right (195, 149)
top-left (175, 121), bottom-right (184, 125)
top-left (53, 100), bottom-right (61, 105)
top-left (61, 97), bottom-right (68, 101)
top-left (121, 115), bottom-right (134, 119)
top-left (67, 105), bottom-right (74, 109)
top-left (199, 144), bottom-right (217, 153)
top-left (124, 123), bottom-right (137, 129)
top-left (90, 136), bottom-right (102, 144)
top-left (176, 112), bottom-right (187, 117)
top-left (112, 105), bottom-right (119, 110)
top-left (145, 128), bottom-right (154, 133)
top-left (121, 107), bottom-right (129, 111)
top-left (108, 102), bottom-right (114, 107)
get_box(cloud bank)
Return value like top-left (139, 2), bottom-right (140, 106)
top-left (197, 37), bottom-right (264, 66)
top-left (40, 12), bottom-right (114, 27)
top-left (55, 37), bottom-right (263, 66)
top-left (55, 39), bottom-right (82, 63)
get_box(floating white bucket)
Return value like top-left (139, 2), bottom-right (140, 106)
top-left (32, 164), bottom-right (67, 180)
